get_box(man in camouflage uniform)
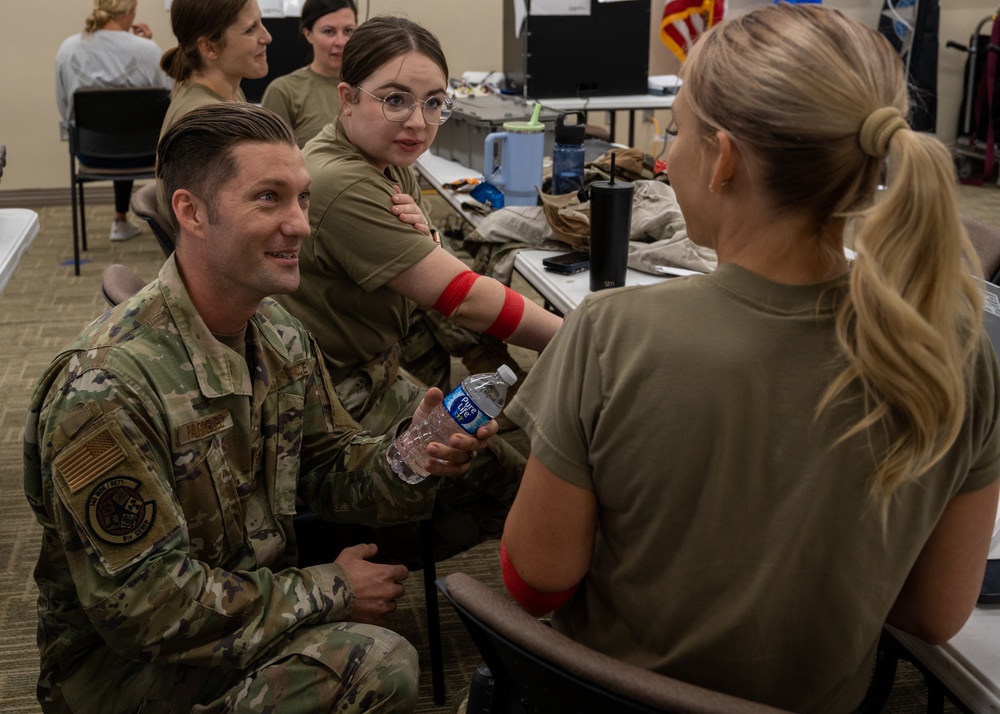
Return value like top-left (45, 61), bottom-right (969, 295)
top-left (22, 103), bottom-right (499, 714)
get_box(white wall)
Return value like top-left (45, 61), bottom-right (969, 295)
top-left (0, 0), bottom-right (995, 192)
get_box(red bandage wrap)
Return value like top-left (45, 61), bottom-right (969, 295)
top-left (500, 539), bottom-right (579, 615)
top-left (433, 270), bottom-right (480, 317)
top-left (485, 286), bottom-right (525, 341)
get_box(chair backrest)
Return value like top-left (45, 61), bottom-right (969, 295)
top-left (131, 181), bottom-right (175, 257)
top-left (437, 573), bottom-right (792, 714)
top-left (71, 87), bottom-right (171, 161)
top-left (963, 215), bottom-right (1000, 284)
top-left (101, 264), bottom-right (147, 306)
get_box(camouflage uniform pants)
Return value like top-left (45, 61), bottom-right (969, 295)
top-left (46, 623), bottom-right (417, 714)
top-left (189, 623), bottom-right (419, 713)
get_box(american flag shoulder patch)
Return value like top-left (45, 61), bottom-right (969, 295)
top-left (54, 423), bottom-right (127, 493)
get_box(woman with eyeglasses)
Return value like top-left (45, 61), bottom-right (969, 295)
top-left (276, 17), bottom-right (555, 567)
top-left (280, 16), bottom-right (561, 440)
top-left (261, 0), bottom-right (357, 148)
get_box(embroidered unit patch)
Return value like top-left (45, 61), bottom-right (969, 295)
top-left (87, 477), bottom-right (157, 545)
top-left (52, 415), bottom-right (181, 574)
top-left (57, 425), bottom-right (127, 493)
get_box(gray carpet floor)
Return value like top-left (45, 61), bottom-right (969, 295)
top-left (5, 183), bottom-right (995, 712)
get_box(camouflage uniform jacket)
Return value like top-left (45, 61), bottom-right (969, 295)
top-left (23, 256), bottom-right (440, 692)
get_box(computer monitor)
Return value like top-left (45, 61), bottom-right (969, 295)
top-left (503, 0), bottom-right (650, 99)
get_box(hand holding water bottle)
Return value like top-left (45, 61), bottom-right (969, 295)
top-left (389, 366), bottom-right (518, 483)
top-left (392, 384), bottom-right (502, 481)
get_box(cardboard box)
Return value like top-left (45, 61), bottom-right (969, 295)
top-left (436, 94), bottom-right (560, 174)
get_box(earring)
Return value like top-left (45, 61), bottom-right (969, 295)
top-left (721, 180), bottom-right (731, 189)
top-left (708, 184), bottom-right (714, 194)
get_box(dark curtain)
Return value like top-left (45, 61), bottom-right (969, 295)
top-left (878, 0), bottom-right (939, 132)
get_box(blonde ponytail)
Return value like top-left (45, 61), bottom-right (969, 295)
top-left (822, 127), bottom-right (983, 511)
top-left (84, 10), bottom-right (111, 33)
top-left (682, 3), bottom-right (986, 515)
top-left (84, 0), bottom-right (136, 34)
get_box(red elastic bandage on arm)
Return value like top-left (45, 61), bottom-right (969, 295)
top-left (501, 538), bottom-right (579, 615)
top-left (485, 285), bottom-right (525, 341)
top-left (433, 270), bottom-right (480, 317)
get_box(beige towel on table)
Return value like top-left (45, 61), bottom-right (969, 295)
top-left (464, 180), bottom-right (716, 284)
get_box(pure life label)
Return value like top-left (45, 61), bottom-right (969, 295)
top-left (444, 386), bottom-right (489, 434)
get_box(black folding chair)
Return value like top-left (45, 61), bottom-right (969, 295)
top-left (69, 87), bottom-right (170, 275)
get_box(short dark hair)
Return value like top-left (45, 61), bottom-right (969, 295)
top-left (157, 103), bottom-right (296, 227)
top-left (300, 0), bottom-right (357, 31)
top-left (340, 16), bottom-right (448, 91)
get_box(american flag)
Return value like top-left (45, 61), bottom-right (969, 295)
top-left (660, 0), bottom-right (726, 62)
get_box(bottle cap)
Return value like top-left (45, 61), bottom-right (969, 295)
top-left (503, 102), bottom-right (545, 133)
top-left (555, 111), bottom-right (586, 145)
top-left (497, 364), bottom-right (518, 385)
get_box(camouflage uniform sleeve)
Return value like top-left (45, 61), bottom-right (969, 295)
top-left (296, 335), bottom-right (441, 524)
top-left (29, 361), bottom-right (359, 669)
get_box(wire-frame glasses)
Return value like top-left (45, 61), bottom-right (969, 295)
top-left (353, 85), bottom-right (453, 125)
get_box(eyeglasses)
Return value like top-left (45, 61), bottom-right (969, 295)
top-left (353, 85), bottom-right (453, 125)
top-left (661, 118), bottom-right (678, 156)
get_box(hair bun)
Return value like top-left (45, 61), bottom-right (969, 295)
top-left (859, 107), bottom-right (908, 158)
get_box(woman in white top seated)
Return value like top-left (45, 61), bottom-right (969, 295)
top-left (55, 0), bottom-right (172, 242)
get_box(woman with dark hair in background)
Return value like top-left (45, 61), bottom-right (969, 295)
top-left (156, 0), bottom-right (271, 219)
top-left (55, 0), bottom-right (171, 241)
top-left (262, 0), bottom-right (358, 148)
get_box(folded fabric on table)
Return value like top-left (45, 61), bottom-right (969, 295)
top-left (461, 180), bottom-right (717, 283)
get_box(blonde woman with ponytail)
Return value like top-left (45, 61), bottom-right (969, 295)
top-left (499, 4), bottom-right (1000, 712)
top-left (55, 0), bottom-right (171, 241)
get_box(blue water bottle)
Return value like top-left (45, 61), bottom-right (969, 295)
top-left (552, 111), bottom-right (586, 195)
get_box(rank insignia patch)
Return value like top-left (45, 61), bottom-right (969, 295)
top-left (87, 477), bottom-right (156, 545)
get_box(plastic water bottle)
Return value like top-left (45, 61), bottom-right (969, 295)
top-left (386, 365), bottom-right (518, 484)
top-left (552, 111), bottom-right (586, 195)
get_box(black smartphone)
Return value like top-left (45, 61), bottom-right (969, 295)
top-left (981, 558), bottom-right (1000, 605)
top-left (542, 250), bottom-right (590, 275)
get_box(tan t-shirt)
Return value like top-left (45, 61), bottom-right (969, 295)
top-left (156, 82), bottom-right (247, 222)
top-left (261, 66), bottom-right (342, 148)
top-left (506, 263), bottom-right (1000, 714)
top-left (277, 120), bottom-right (436, 378)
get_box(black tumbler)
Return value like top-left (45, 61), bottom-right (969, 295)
top-left (588, 177), bottom-right (634, 292)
